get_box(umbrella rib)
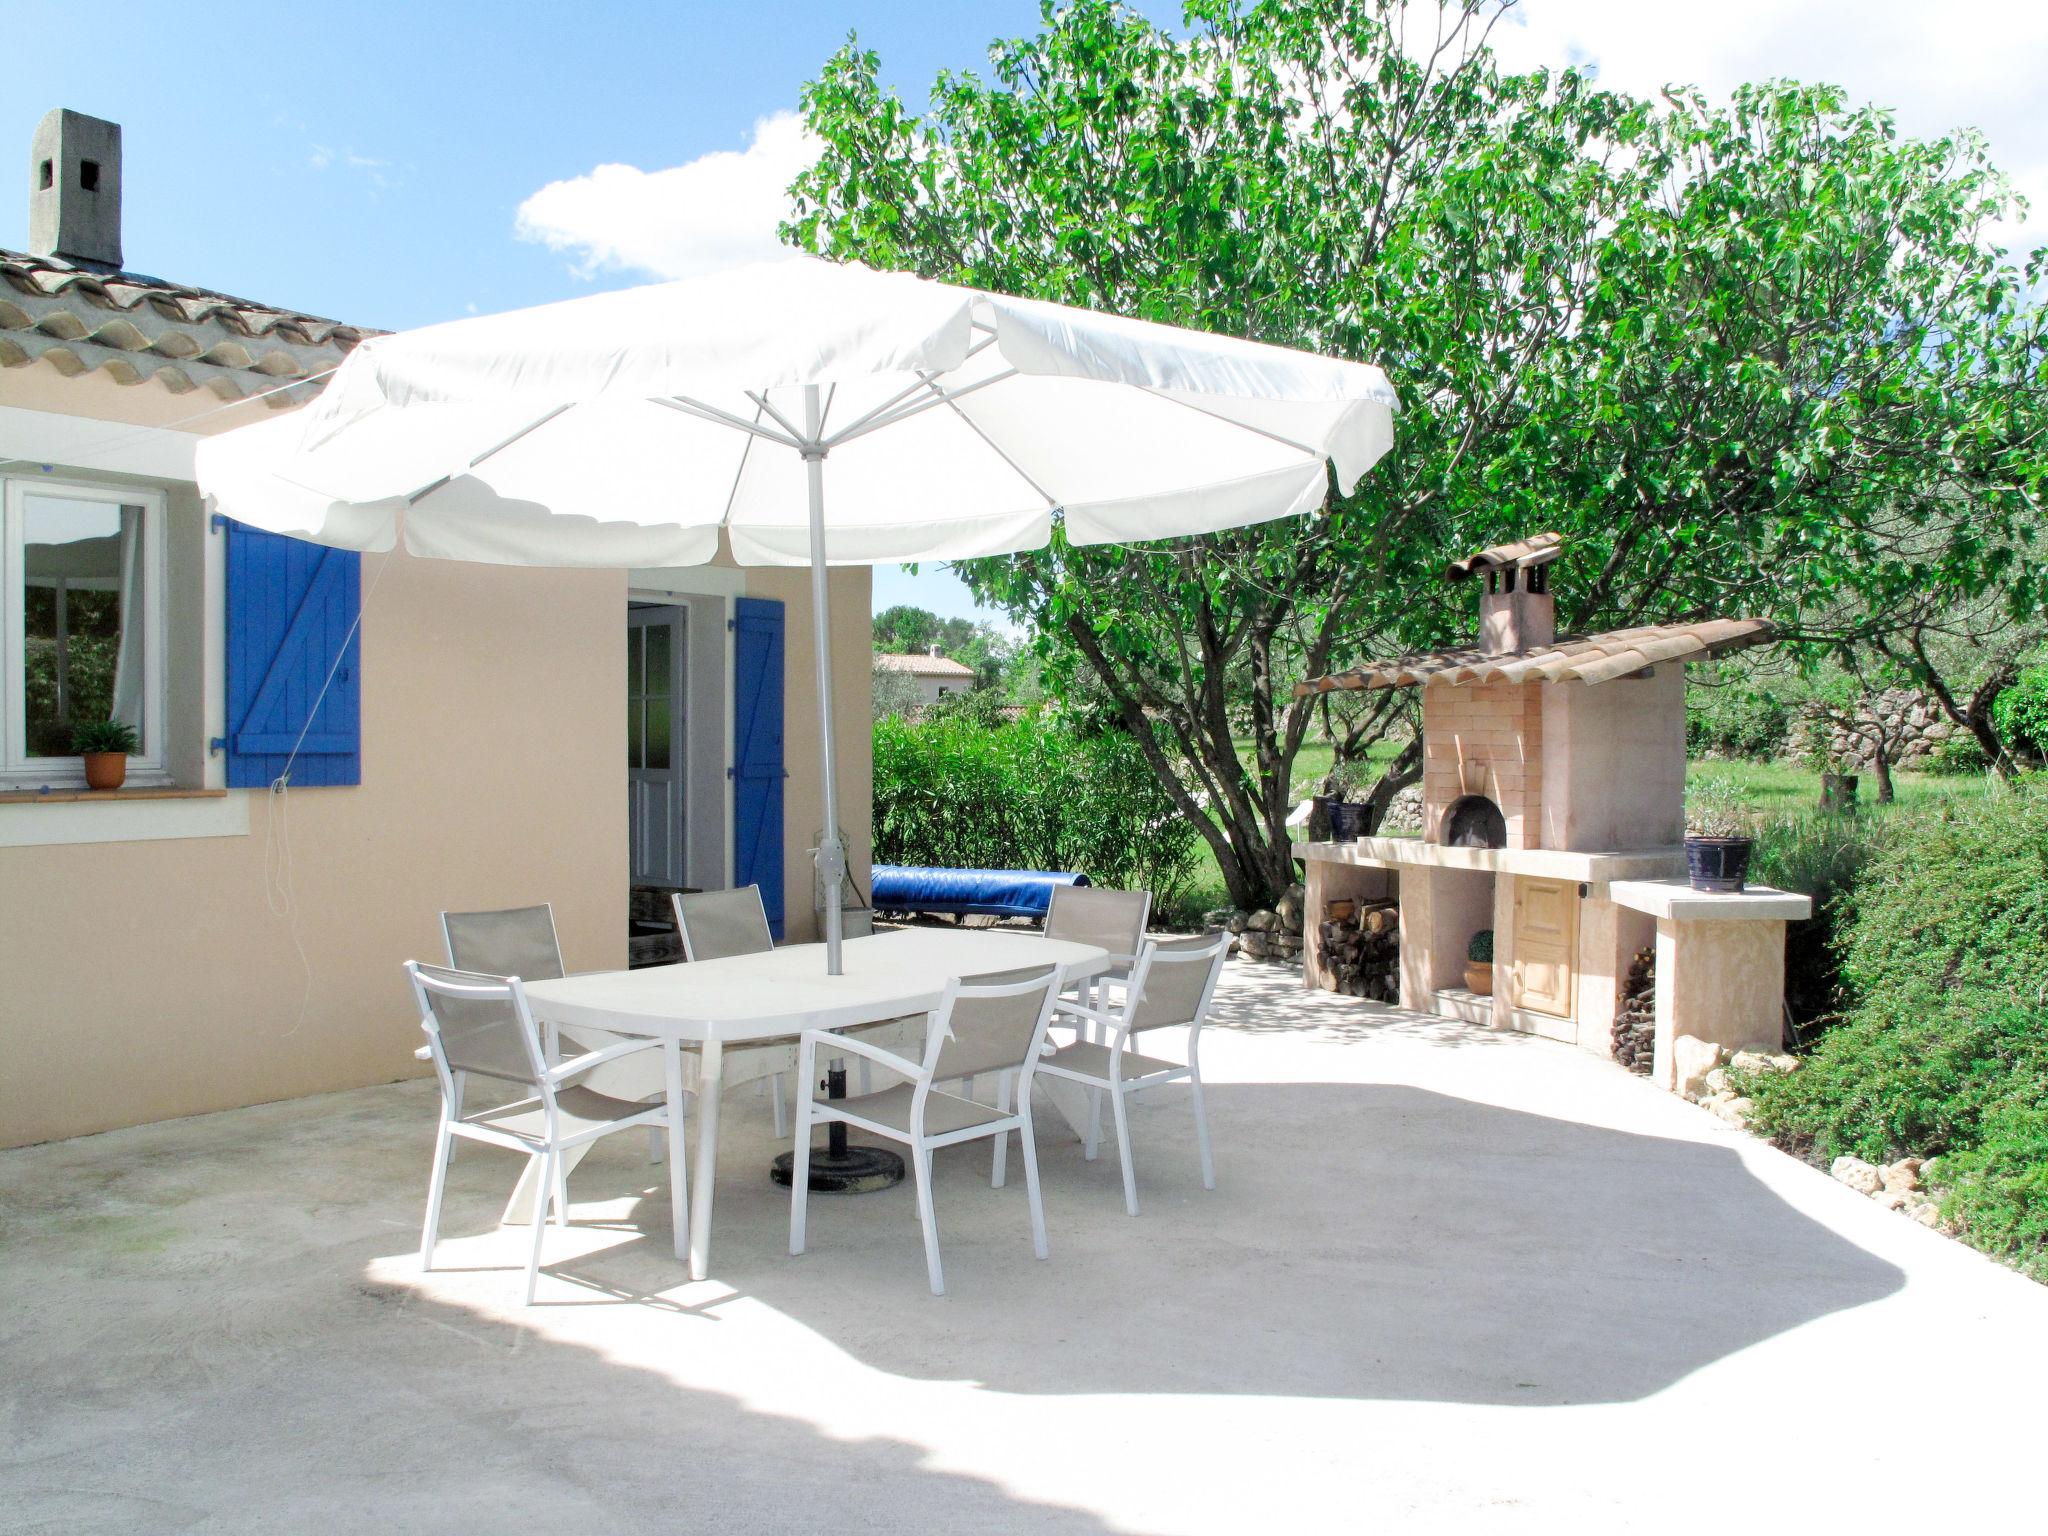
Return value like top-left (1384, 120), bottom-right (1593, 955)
top-left (745, 390), bottom-right (808, 445)
top-left (718, 397), bottom-right (765, 527)
top-left (658, 394), bottom-right (802, 449)
top-left (826, 367), bottom-right (1019, 451)
top-left (822, 334), bottom-right (1002, 447)
top-left (1136, 386), bottom-right (1323, 459)
top-left (911, 370), bottom-right (1057, 508)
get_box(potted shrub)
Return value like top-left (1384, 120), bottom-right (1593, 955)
top-left (72, 719), bottom-right (139, 791)
top-left (1684, 778), bottom-right (1753, 892)
top-left (1464, 928), bottom-right (1494, 996)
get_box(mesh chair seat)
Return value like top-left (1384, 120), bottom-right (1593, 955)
top-left (824, 1083), bottom-right (1012, 1139)
top-left (466, 1085), bottom-right (658, 1144)
top-left (1042, 1039), bottom-right (1184, 1084)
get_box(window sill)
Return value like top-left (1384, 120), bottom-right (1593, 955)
top-left (0, 785), bottom-right (249, 848)
top-left (0, 785), bottom-right (226, 806)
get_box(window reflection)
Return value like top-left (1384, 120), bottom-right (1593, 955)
top-left (20, 495), bottom-right (146, 758)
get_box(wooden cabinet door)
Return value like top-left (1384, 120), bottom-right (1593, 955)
top-left (1511, 877), bottom-right (1578, 1018)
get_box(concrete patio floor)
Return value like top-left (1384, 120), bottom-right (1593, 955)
top-left (3, 959), bottom-right (2042, 1534)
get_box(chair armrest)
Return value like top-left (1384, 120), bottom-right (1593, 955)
top-left (1052, 998), bottom-right (1119, 1030)
top-left (545, 1034), bottom-right (664, 1086)
top-left (798, 1027), bottom-right (925, 1082)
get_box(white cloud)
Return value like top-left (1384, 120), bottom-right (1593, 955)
top-left (1490, 0), bottom-right (2048, 257)
top-left (515, 111), bottom-right (818, 281)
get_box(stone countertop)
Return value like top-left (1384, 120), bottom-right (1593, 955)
top-left (1607, 878), bottom-right (1812, 922)
top-left (1293, 838), bottom-right (1685, 884)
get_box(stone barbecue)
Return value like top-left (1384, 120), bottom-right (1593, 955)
top-left (1292, 535), bottom-right (1806, 1093)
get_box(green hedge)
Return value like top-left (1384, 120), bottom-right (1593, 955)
top-left (872, 711), bottom-right (1201, 904)
top-left (1740, 783), bottom-right (2048, 1280)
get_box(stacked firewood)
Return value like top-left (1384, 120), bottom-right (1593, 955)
top-left (1316, 899), bottom-right (1401, 1002)
top-left (1611, 945), bottom-right (1656, 1075)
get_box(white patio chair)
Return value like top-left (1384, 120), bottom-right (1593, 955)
top-left (1038, 932), bottom-right (1230, 1216)
top-left (1041, 883), bottom-right (1151, 1131)
top-left (671, 887), bottom-right (799, 1130)
top-left (407, 960), bottom-right (678, 1305)
top-left (788, 964), bottom-right (1063, 1295)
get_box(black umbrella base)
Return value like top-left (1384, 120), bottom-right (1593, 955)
top-left (771, 1144), bottom-right (904, 1194)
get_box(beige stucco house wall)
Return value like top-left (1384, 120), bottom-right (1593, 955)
top-left (0, 342), bottom-right (871, 1151)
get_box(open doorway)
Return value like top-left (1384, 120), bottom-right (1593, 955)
top-left (627, 603), bottom-right (686, 888)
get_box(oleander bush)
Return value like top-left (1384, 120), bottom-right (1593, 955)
top-left (872, 709), bottom-right (1201, 905)
top-left (1739, 783), bottom-right (2048, 1281)
top-left (1686, 676), bottom-right (1799, 760)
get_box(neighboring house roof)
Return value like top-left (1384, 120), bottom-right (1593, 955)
top-left (0, 248), bottom-right (375, 407)
top-left (874, 651), bottom-right (978, 679)
top-left (1296, 618), bottom-right (1776, 695)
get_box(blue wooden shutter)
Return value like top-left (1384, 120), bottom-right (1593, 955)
top-left (223, 521), bottom-right (362, 788)
top-left (731, 596), bottom-right (786, 939)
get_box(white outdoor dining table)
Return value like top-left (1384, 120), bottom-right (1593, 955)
top-left (521, 927), bottom-right (1110, 1280)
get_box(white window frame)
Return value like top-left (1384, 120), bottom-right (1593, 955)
top-left (1, 475), bottom-right (169, 786)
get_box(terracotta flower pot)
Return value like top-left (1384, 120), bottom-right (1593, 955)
top-left (82, 751), bottom-right (128, 791)
top-left (1464, 960), bottom-right (1493, 997)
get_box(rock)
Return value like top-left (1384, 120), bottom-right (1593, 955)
top-left (1714, 1096), bottom-right (1754, 1129)
top-left (1730, 1049), bottom-right (1798, 1077)
top-left (1276, 891), bottom-right (1305, 933)
top-left (1226, 911), bottom-right (1250, 934)
top-left (1766, 1053), bottom-right (1801, 1074)
top-left (1202, 908), bottom-right (1238, 930)
top-left (1704, 1066), bottom-right (1731, 1097)
top-left (1239, 931), bottom-right (1270, 960)
top-left (1671, 1037), bottom-right (1725, 1096)
top-left (1904, 1194), bottom-right (1944, 1229)
top-left (1830, 1156), bottom-right (1883, 1195)
top-left (1245, 909), bottom-right (1277, 933)
top-left (1881, 1158), bottom-right (1924, 1195)
top-left (1874, 1190), bottom-right (1908, 1212)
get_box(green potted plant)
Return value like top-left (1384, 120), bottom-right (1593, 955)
top-left (1464, 928), bottom-right (1494, 996)
top-left (72, 719), bottom-right (139, 791)
top-left (1684, 778), bottom-right (1753, 892)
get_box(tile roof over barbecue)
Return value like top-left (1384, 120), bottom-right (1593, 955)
top-left (0, 248), bottom-right (375, 406)
top-left (1295, 618), bottom-right (1777, 696)
top-left (874, 651), bottom-right (979, 679)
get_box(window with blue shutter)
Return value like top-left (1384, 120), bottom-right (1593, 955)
top-left (222, 520), bottom-right (361, 788)
top-left (731, 596), bottom-right (785, 939)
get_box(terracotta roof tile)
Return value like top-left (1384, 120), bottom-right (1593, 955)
top-left (874, 652), bottom-right (978, 678)
top-left (0, 248), bottom-right (376, 406)
top-left (1295, 618), bottom-right (1776, 697)
top-left (1445, 531), bottom-right (1564, 582)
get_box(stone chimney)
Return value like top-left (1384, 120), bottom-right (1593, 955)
top-left (30, 109), bottom-right (122, 269)
top-left (1478, 567), bottom-right (1555, 657)
top-left (1446, 532), bottom-right (1561, 658)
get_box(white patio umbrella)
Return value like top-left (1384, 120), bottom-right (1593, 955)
top-left (197, 256), bottom-right (1398, 977)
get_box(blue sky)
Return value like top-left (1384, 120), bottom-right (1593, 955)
top-left (8, 1), bottom-right (2038, 625)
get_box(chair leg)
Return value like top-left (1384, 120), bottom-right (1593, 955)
top-left (550, 1148), bottom-right (570, 1228)
top-left (912, 1141), bottom-right (944, 1296)
top-left (992, 1071), bottom-right (1012, 1188)
top-left (858, 1056), bottom-right (872, 1095)
top-left (1110, 1085), bottom-right (1139, 1216)
top-left (1019, 1094), bottom-right (1049, 1261)
top-left (420, 1110), bottom-right (455, 1270)
top-left (1084, 1084), bottom-right (1104, 1161)
top-left (524, 1148), bottom-right (554, 1305)
top-left (771, 1073), bottom-right (789, 1140)
top-left (1190, 1063), bottom-right (1216, 1192)
top-left (789, 1097), bottom-right (814, 1256)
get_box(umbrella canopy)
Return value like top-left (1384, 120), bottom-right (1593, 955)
top-left (197, 256), bottom-right (1396, 566)
top-left (196, 256), bottom-right (1399, 973)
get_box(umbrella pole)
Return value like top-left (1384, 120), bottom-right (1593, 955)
top-left (802, 384), bottom-right (846, 979)
top-left (768, 384), bottom-right (904, 1195)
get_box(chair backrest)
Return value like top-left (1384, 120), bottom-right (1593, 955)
top-left (1125, 933), bottom-right (1232, 1032)
top-left (407, 961), bottom-right (548, 1087)
top-left (440, 904), bottom-right (565, 982)
top-left (674, 886), bottom-right (773, 962)
top-left (1044, 885), bottom-right (1152, 962)
top-left (927, 964), bottom-right (1063, 1082)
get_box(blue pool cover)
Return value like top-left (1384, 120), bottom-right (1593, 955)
top-left (872, 865), bottom-right (1091, 920)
